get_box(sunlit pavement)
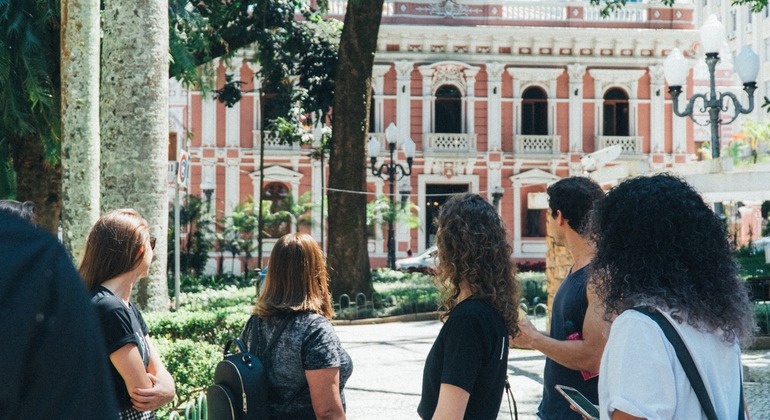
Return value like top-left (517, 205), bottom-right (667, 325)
top-left (335, 319), bottom-right (770, 420)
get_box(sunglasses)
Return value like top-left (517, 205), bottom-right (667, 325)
top-left (150, 237), bottom-right (156, 250)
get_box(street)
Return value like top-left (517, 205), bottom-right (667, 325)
top-left (335, 320), bottom-right (546, 419)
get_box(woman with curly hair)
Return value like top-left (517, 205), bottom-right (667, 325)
top-left (589, 174), bottom-right (753, 419)
top-left (418, 193), bottom-right (520, 420)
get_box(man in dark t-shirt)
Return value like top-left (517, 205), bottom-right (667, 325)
top-left (511, 177), bottom-right (609, 419)
top-left (0, 213), bottom-right (118, 419)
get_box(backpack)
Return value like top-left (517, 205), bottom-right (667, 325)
top-left (206, 316), bottom-right (291, 420)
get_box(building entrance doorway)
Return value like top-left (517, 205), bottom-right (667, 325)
top-left (425, 184), bottom-right (469, 248)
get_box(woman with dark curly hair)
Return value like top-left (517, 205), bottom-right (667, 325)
top-left (589, 174), bottom-right (753, 419)
top-left (418, 193), bottom-right (520, 420)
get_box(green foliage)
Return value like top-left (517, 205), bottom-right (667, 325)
top-left (153, 337), bottom-right (221, 418)
top-left (736, 246), bottom-right (770, 279)
top-left (145, 308), bottom-right (249, 344)
top-left (168, 195), bottom-right (215, 276)
top-left (168, 273), bottom-right (256, 295)
top-left (590, 0), bottom-right (676, 17)
top-left (0, 0), bottom-right (61, 191)
top-left (366, 196), bottom-right (422, 232)
top-left (755, 302), bottom-right (770, 336)
top-left (169, 0), bottom-right (341, 144)
top-left (518, 271), bottom-right (548, 305)
top-left (333, 269), bottom-right (441, 319)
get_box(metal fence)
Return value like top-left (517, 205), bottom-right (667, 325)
top-left (168, 393), bottom-right (207, 420)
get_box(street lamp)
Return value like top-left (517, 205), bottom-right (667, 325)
top-left (368, 122), bottom-right (416, 269)
top-left (664, 14), bottom-right (759, 160)
top-left (491, 185), bottom-right (504, 210)
top-left (665, 14), bottom-right (758, 219)
top-left (201, 178), bottom-right (215, 214)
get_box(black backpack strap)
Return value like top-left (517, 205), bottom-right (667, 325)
top-left (255, 315), bottom-right (293, 357)
top-left (630, 306), bottom-right (720, 420)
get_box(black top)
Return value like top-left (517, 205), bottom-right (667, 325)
top-left (418, 298), bottom-right (509, 419)
top-left (0, 213), bottom-right (118, 419)
top-left (91, 286), bottom-right (151, 411)
top-left (242, 312), bottom-right (353, 420)
top-left (539, 266), bottom-right (598, 419)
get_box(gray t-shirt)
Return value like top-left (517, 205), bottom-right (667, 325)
top-left (242, 312), bottom-right (353, 420)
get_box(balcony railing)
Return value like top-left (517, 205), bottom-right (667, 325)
top-left (253, 131), bottom-right (300, 151)
top-left (596, 135), bottom-right (643, 155)
top-left (513, 135), bottom-right (560, 156)
top-left (424, 133), bottom-right (477, 153)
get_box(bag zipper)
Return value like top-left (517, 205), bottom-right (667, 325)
top-left (223, 360), bottom-right (248, 413)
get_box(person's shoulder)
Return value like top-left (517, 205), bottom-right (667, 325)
top-left (90, 289), bottom-right (126, 313)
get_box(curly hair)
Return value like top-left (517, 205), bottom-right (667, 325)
top-left (435, 193), bottom-right (521, 337)
top-left (588, 174), bottom-right (754, 344)
top-left (547, 177), bottom-right (604, 235)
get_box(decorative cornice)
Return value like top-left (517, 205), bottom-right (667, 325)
top-left (486, 62), bottom-right (505, 80)
top-left (648, 65), bottom-right (665, 84)
top-left (507, 67), bottom-right (564, 86)
top-left (395, 60), bottom-right (414, 78)
top-left (567, 64), bottom-right (586, 81)
top-left (588, 69), bottom-right (646, 86)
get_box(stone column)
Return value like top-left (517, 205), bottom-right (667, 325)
top-left (372, 64), bottom-right (391, 133)
top-left (487, 62), bottom-right (504, 151)
top-left (567, 64), bottom-right (586, 153)
top-left (396, 60), bottom-right (414, 142)
top-left (417, 64), bottom-right (434, 142)
top-left (225, 157), bottom-right (240, 215)
top-left (507, 69), bottom-right (522, 136)
top-left (464, 67), bottom-right (480, 135)
top-left (649, 65), bottom-right (665, 154)
top-left (225, 60), bottom-right (242, 147)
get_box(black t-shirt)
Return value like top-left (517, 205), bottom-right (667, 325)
top-left (539, 266), bottom-right (598, 419)
top-left (418, 298), bottom-right (509, 420)
top-left (91, 286), bottom-right (151, 411)
top-left (0, 213), bottom-right (118, 419)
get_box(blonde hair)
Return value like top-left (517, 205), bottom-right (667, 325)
top-left (254, 233), bottom-right (334, 319)
top-left (79, 209), bottom-right (151, 290)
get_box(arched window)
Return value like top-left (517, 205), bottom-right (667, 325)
top-left (263, 182), bottom-right (290, 237)
top-left (603, 88), bottom-right (629, 136)
top-left (434, 85), bottom-right (462, 133)
top-left (521, 87), bottom-right (548, 135)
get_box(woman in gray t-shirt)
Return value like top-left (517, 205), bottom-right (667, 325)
top-left (243, 233), bottom-right (352, 420)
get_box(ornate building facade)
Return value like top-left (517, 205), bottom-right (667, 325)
top-left (169, 0), bottom-right (758, 272)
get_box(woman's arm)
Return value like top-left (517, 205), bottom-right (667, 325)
top-left (129, 336), bottom-right (176, 412)
top-left (306, 367), bottom-right (346, 420)
top-left (432, 383), bottom-right (470, 420)
top-left (110, 343), bottom-right (154, 397)
top-left (612, 410), bottom-right (645, 420)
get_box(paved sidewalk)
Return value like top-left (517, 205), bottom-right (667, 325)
top-left (335, 320), bottom-right (770, 419)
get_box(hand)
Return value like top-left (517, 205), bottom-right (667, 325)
top-left (130, 373), bottom-right (175, 412)
top-left (509, 319), bottom-right (538, 349)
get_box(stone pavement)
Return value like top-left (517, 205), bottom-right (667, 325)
top-left (334, 320), bottom-right (770, 419)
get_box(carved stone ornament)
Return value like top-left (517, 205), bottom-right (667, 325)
top-left (430, 159), bottom-right (468, 178)
top-left (432, 64), bottom-right (468, 95)
top-left (415, 0), bottom-right (483, 19)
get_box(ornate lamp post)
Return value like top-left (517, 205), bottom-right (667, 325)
top-left (201, 178), bottom-right (215, 215)
top-left (491, 185), bottom-right (504, 210)
top-left (664, 15), bottom-right (759, 218)
top-left (368, 122), bottom-right (416, 269)
top-left (664, 14), bottom-right (759, 161)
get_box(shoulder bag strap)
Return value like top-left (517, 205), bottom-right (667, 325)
top-left (631, 306), bottom-right (721, 420)
top-left (255, 315), bottom-right (293, 357)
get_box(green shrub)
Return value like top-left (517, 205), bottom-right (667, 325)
top-left (145, 309), bottom-right (249, 344)
top-left (153, 338), bottom-right (221, 419)
top-left (179, 286), bottom-right (256, 311)
top-left (518, 271), bottom-right (548, 305)
top-left (168, 273), bottom-right (257, 295)
top-left (735, 246), bottom-right (770, 279)
top-left (755, 302), bottom-right (770, 336)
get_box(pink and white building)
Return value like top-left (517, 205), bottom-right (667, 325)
top-left (169, 0), bottom-right (761, 272)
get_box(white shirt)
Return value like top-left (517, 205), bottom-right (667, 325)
top-left (599, 309), bottom-right (742, 419)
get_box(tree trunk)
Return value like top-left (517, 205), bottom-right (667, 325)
top-left (10, 135), bottom-right (62, 235)
top-left (60, 0), bottom-right (101, 263)
top-left (327, 0), bottom-right (384, 298)
top-left (101, 0), bottom-right (170, 311)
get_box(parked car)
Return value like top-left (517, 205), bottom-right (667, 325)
top-left (395, 246), bottom-right (438, 271)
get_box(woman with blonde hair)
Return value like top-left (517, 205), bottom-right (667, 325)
top-left (80, 209), bottom-right (176, 419)
top-left (241, 232), bottom-right (352, 420)
top-left (418, 193), bottom-right (521, 420)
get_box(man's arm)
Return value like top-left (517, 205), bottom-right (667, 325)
top-left (510, 287), bottom-right (609, 372)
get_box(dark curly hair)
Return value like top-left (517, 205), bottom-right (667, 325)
top-left (588, 174), bottom-right (754, 344)
top-left (435, 193), bottom-right (521, 337)
top-left (547, 177), bottom-right (604, 235)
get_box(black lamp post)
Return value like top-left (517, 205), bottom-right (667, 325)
top-left (491, 185), bottom-right (504, 210)
top-left (664, 14), bottom-right (758, 217)
top-left (201, 178), bottom-right (215, 215)
top-left (368, 122), bottom-right (416, 269)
